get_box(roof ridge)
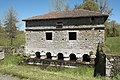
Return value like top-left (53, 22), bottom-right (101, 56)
top-left (51, 9), bottom-right (102, 14)
top-left (31, 9), bottom-right (102, 17)
top-left (23, 9), bottom-right (109, 21)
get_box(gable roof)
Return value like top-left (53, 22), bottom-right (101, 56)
top-left (23, 9), bottom-right (109, 21)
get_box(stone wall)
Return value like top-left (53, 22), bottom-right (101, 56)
top-left (25, 25), bottom-right (105, 61)
top-left (94, 45), bottom-right (120, 77)
top-left (106, 55), bottom-right (120, 77)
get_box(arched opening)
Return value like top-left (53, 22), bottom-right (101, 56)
top-left (83, 54), bottom-right (90, 62)
top-left (46, 52), bottom-right (52, 59)
top-left (70, 53), bottom-right (77, 61)
top-left (35, 52), bottom-right (41, 59)
top-left (58, 53), bottom-right (64, 60)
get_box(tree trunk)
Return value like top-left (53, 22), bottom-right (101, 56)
top-left (10, 38), bottom-right (13, 46)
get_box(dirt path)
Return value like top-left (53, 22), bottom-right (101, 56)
top-left (0, 74), bottom-right (20, 80)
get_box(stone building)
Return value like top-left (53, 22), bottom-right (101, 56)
top-left (23, 9), bottom-right (108, 62)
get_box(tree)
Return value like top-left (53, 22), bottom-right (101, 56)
top-left (0, 21), bottom-right (2, 29)
top-left (49, 0), bottom-right (68, 11)
top-left (0, 20), bottom-right (4, 32)
top-left (75, 1), bottom-right (99, 11)
top-left (76, 0), bottom-right (112, 15)
top-left (83, 0), bottom-right (98, 3)
top-left (105, 20), bottom-right (119, 37)
top-left (4, 7), bottom-right (18, 46)
top-left (64, 4), bottom-right (70, 11)
top-left (98, 0), bottom-right (112, 15)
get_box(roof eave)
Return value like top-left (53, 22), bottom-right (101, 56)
top-left (22, 15), bottom-right (109, 21)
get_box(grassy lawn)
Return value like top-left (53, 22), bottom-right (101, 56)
top-left (0, 35), bottom-right (119, 80)
top-left (105, 37), bottom-right (120, 54)
top-left (0, 54), bottom-right (110, 80)
top-left (0, 31), bottom-right (25, 46)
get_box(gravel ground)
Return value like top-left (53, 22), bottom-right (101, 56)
top-left (0, 74), bottom-right (20, 80)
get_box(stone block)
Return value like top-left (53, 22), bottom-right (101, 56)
top-left (52, 56), bottom-right (57, 60)
top-left (64, 57), bottom-right (69, 61)
top-left (0, 52), bottom-right (4, 60)
top-left (41, 55), bottom-right (46, 59)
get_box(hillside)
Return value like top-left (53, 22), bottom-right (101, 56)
top-left (0, 30), bottom-right (25, 46)
top-left (105, 37), bottom-right (120, 54)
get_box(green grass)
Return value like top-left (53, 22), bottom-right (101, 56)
top-left (13, 31), bottom-right (25, 46)
top-left (0, 54), bottom-right (108, 80)
top-left (105, 37), bottom-right (120, 54)
top-left (0, 31), bottom-right (25, 46)
top-left (0, 30), bottom-right (120, 79)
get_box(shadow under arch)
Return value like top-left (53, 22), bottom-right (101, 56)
top-left (46, 52), bottom-right (52, 59)
top-left (58, 53), bottom-right (64, 60)
top-left (69, 53), bottom-right (77, 61)
top-left (83, 54), bottom-right (90, 62)
top-left (35, 51), bottom-right (41, 59)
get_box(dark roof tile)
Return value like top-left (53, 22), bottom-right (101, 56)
top-left (23, 9), bottom-right (108, 21)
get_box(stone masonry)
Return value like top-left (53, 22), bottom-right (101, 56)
top-left (25, 25), bottom-right (104, 61)
top-left (106, 55), bottom-right (120, 77)
top-left (23, 9), bottom-right (108, 62)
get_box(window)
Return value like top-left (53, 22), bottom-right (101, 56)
top-left (91, 17), bottom-right (95, 21)
top-left (46, 32), bottom-right (52, 40)
top-left (90, 17), bottom-right (95, 23)
top-left (69, 32), bottom-right (77, 40)
top-left (56, 22), bottom-right (63, 28)
top-left (57, 22), bottom-right (63, 25)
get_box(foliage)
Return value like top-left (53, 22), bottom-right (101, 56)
top-left (0, 30), bottom-right (25, 47)
top-left (4, 7), bottom-right (18, 46)
top-left (2, 54), bottom-right (23, 65)
top-left (105, 20), bottom-right (120, 37)
top-left (98, 0), bottom-right (112, 15)
top-left (75, 0), bottom-right (112, 15)
top-left (0, 21), bottom-right (3, 29)
top-left (64, 4), bottom-right (70, 11)
top-left (0, 8), bottom-right (24, 47)
top-left (75, 1), bottom-right (99, 11)
top-left (49, 0), bottom-right (68, 11)
top-left (83, 0), bottom-right (98, 2)
top-left (105, 28), bottom-right (119, 37)
top-left (13, 31), bottom-right (25, 46)
top-left (0, 22), bottom-right (7, 46)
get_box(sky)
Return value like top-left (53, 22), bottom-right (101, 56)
top-left (0, 0), bottom-right (120, 30)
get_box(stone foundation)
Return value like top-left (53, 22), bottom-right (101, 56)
top-left (106, 55), bottom-right (120, 77)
